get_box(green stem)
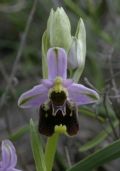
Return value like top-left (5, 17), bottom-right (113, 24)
top-left (45, 133), bottom-right (59, 171)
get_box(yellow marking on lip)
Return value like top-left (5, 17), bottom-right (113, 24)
top-left (44, 101), bottom-right (50, 111)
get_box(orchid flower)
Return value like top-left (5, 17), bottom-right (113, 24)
top-left (18, 47), bottom-right (99, 136)
top-left (0, 140), bottom-right (22, 171)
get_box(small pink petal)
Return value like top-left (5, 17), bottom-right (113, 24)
top-left (63, 79), bottom-right (73, 88)
top-left (41, 79), bottom-right (53, 88)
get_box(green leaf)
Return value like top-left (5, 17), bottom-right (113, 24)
top-left (79, 107), bottom-right (105, 122)
top-left (67, 138), bottom-right (120, 171)
top-left (79, 120), bottom-right (118, 152)
top-left (30, 119), bottom-right (46, 171)
top-left (9, 124), bottom-right (29, 141)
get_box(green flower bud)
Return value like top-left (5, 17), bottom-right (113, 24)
top-left (68, 18), bottom-right (86, 75)
top-left (46, 7), bottom-right (72, 52)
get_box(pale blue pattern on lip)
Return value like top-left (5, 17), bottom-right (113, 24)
top-left (18, 47), bottom-right (99, 109)
top-left (0, 140), bottom-right (22, 171)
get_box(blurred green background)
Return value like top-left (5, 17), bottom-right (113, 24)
top-left (0, 0), bottom-right (120, 171)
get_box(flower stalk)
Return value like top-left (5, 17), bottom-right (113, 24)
top-left (45, 133), bottom-right (59, 171)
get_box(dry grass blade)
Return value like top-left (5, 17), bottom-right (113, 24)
top-left (0, 0), bottom-right (37, 110)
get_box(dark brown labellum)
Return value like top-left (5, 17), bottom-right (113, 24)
top-left (38, 100), bottom-right (79, 136)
